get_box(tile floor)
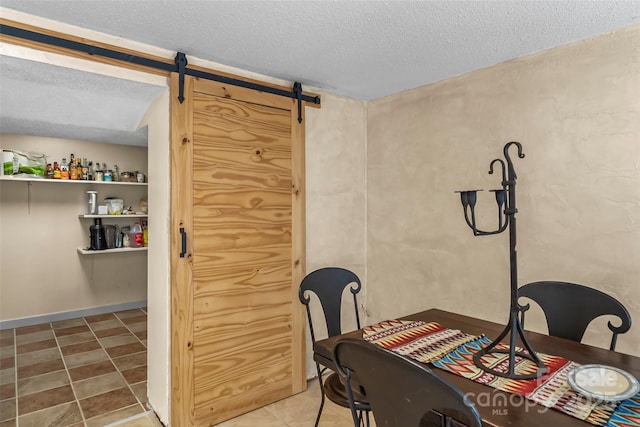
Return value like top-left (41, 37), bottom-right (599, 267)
top-left (0, 308), bottom-right (155, 427)
top-left (0, 308), bottom-right (364, 427)
top-left (214, 376), bottom-right (373, 427)
top-left (109, 377), bottom-right (364, 427)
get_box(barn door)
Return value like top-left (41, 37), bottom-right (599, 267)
top-left (170, 73), bottom-right (306, 426)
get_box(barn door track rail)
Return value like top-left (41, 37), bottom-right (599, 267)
top-left (1, 23), bottom-right (320, 123)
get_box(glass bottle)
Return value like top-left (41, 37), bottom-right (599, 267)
top-left (45, 163), bottom-right (53, 179)
top-left (112, 164), bottom-right (119, 182)
top-left (60, 158), bottom-right (69, 180)
top-left (95, 161), bottom-right (104, 181)
top-left (76, 157), bottom-right (82, 179)
top-left (53, 162), bottom-right (61, 179)
top-left (69, 154), bottom-right (76, 179)
top-left (70, 160), bottom-right (78, 180)
top-left (82, 158), bottom-right (89, 180)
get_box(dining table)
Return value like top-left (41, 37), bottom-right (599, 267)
top-left (313, 308), bottom-right (640, 427)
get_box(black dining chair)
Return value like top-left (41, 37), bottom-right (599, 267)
top-left (298, 267), bottom-right (371, 427)
top-left (333, 337), bottom-right (483, 427)
top-left (518, 281), bottom-right (632, 350)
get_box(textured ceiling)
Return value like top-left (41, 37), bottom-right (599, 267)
top-left (0, 55), bottom-right (163, 146)
top-left (3, 0), bottom-right (639, 100)
top-left (0, 1), bottom-right (639, 145)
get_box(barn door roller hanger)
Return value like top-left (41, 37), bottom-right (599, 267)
top-left (1, 24), bottom-right (320, 123)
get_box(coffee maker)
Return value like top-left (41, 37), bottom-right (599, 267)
top-left (89, 218), bottom-right (107, 250)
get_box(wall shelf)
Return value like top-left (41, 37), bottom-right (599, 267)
top-left (79, 214), bottom-right (148, 219)
top-left (77, 247), bottom-right (148, 255)
top-left (0, 176), bottom-right (147, 186)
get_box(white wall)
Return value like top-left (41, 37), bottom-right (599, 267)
top-left (140, 89), bottom-right (171, 425)
top-left (0, 135), bottom-right (148, 322)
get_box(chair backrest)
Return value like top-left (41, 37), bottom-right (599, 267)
top-left (298, 267), bottom-right (362, 343)
top-left (518, 281), bottom-right (632, 350)
top-left (333, 337), bottom-right (482, 427)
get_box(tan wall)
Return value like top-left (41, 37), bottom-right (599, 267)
top-left (367, 25), bottom-right (640, 356)
top-left (304, 93), bottom-right (367, 377)
top-left (0, 135), bottom-right (149, 320)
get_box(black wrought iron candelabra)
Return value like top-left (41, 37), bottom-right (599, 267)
top-left (456, 141), bottom-right (546, 380)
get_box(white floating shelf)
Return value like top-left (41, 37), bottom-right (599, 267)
top-left (0, 176), bottom-right (147, 186)
top-left (79, 214), bottom-right (148, 219)
top-left (77, 247), bottom-right (148, 255)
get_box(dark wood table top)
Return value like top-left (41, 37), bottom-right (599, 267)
top-left (313, 308), bottom-right (640, 427)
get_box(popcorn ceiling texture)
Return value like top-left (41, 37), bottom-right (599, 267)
top-left (1, 1), bottom-right (638, 100)
top-left (0, 55), bottom-right (163, 147)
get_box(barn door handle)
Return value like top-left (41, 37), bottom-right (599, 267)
top-left (179, 227), bottom-right (187, 258)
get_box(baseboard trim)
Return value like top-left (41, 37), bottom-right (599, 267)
top-left (0, 300), bottom-right (148, 330)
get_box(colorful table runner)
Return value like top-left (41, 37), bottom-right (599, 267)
top-left (363, 320), bottom-right (640, 427)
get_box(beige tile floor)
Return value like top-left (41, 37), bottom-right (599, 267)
top-left (1, 307), bottom-right (365, 427)
top-left (213, 378), bottom-right (373, 427)
top-left (113, 378), bottom-right (367, 427)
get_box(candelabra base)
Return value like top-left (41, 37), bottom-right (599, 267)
top-left (473, 348), bottom-right (546, 380)
top-left (472, 313), bottom-right (547, 380)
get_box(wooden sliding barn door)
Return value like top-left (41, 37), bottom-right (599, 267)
top-left (170, 73), bottom-right (306, 426)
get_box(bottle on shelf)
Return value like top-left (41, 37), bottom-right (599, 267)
top-left (53, 162), bottom-right (61, 179)
top-left (60, 158), bottom-right (69, 180)
top-left (75, 158), bottom-right (82, 180)
top-left (69, 155), bottom-right (76, 179)
top-left (81, 158), bottom-right (89, 180)
top-left (88, 160), bottom-right (95, 181)
top-left (70, 161), bottom-right (78, 180)
top-left (69, 153), bottom-right (75, 171)
top-left (45, 163), bottom-right (53, 179)
top-left (142, 219), bottom-right (148, 247)
top-left (95, 161), bottom-right (104, 181)
top-left (130, 222), bottom-right (144, 248)
top-left (112, 165), bottom-right (119, 182)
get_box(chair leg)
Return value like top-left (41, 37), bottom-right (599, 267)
top-left (356, 410), bottom-right (370, 427)
top-left (314, 364), bottom-right (326, 427)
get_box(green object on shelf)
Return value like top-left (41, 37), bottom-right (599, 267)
top-left (2, 149), bottom-right (47, 177)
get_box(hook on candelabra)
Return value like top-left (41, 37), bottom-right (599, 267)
top-left (504, 141), bottom-right (525, 181)
top-left (489, 158), bottom-right (505, 182)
